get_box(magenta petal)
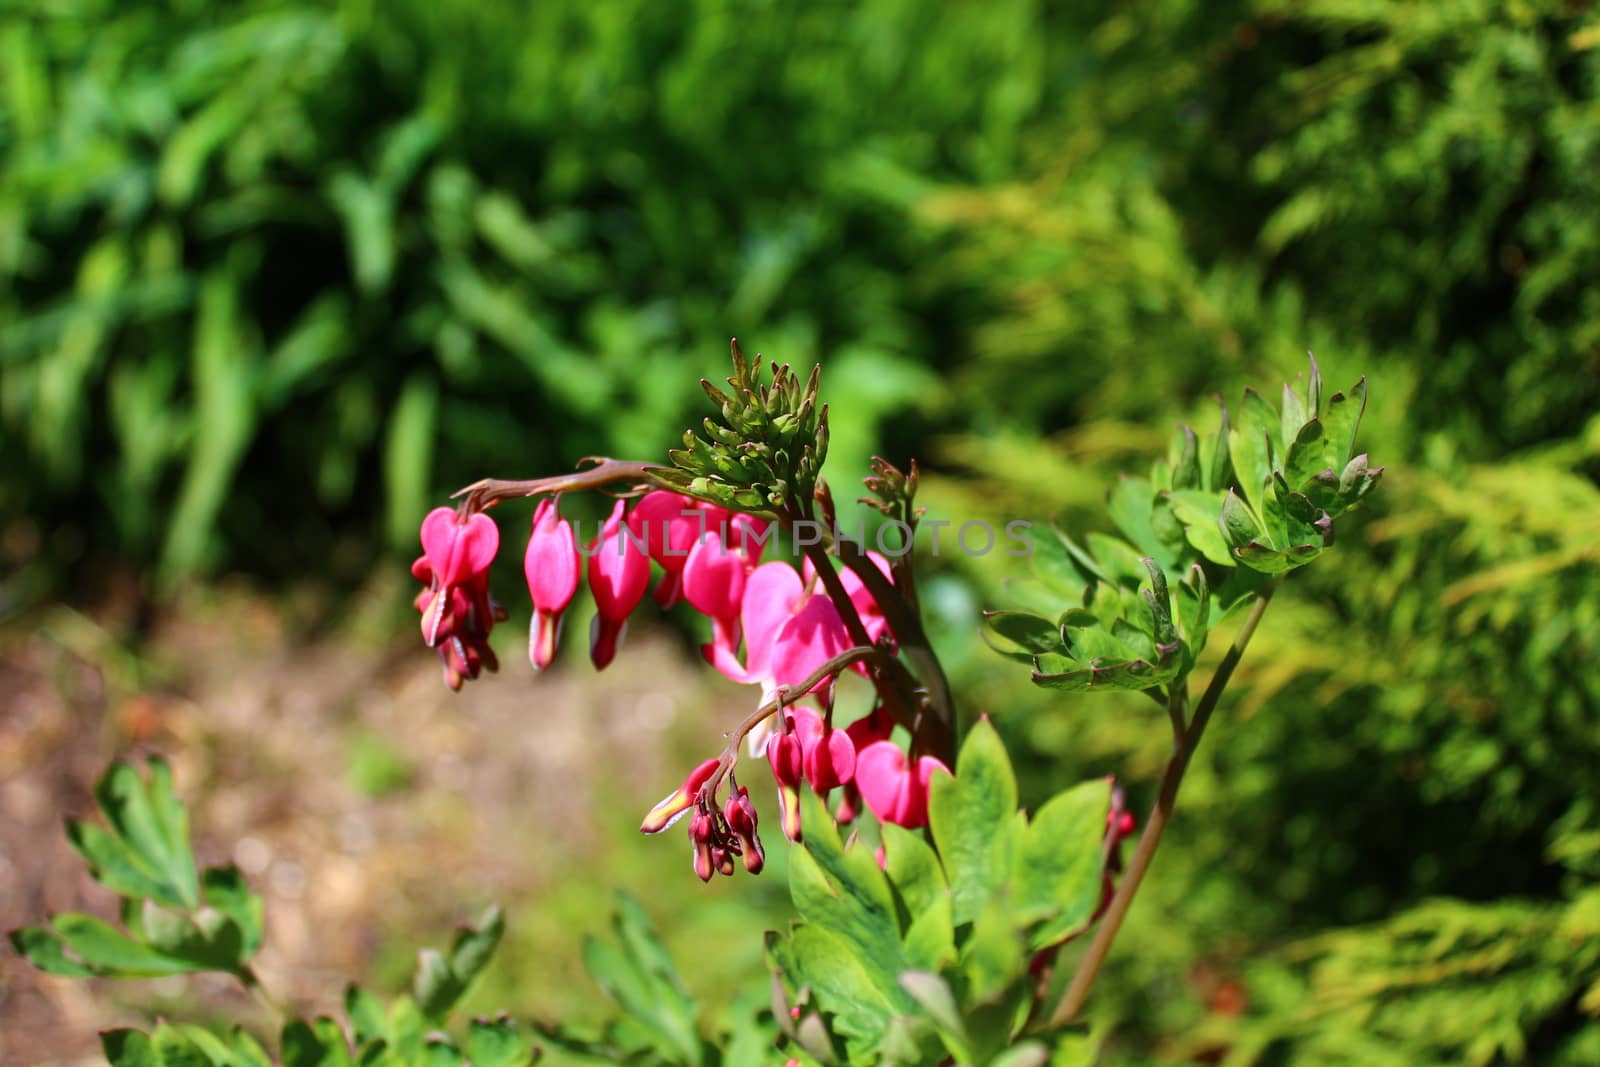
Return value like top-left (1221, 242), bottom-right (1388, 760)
top-left (525, 498), bottom-right (581, 613)
top-left (421, 507), bottom-right (500, 586)
top-left (588, 499), bottom-right (651, 623)
top-left (742, 562), bottom-right (804, 682)
top-left (771, 596), bottom-right (850, 691)
top-left (683, 532), bottom-right (748, 627)
top-left (855, 740), bottom-right (911, 824)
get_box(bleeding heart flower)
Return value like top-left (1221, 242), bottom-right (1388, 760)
top-left (417, 507), bottom-right (500, 647)
top-left (789, 706), bottom-right (856, 795)
top-left (628, 491), bottom-right (722, 608)
top-left (767, 722), bottom-right (806, 843)
top-left (854, 741), bottom-right (951, 829)
top-left (588, 499), bottom-right (651, 669)
top-left (683, 531), bottom-right (750, 653)
top-left (639, 757), bottom-right (721, 834)
top-left (524, 497), bottom-right (581, 669)
top-left (770, 595), bottom-right (851, 698)
top-left (723, 784), bottom-right (764, 874)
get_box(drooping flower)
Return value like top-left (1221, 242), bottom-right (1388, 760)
top-left (627, 491), bottom-right (729, 609)
top-left (587, 499), bottom-right (651, 669)
top-left (788, 706), bottom-right (856, 796)
top-left (524, 497), bottom-right (581, 669)
top-left (854, 741), bottom-right (951, 829)
top-left (767, 720), bottom-right (806, 843)
top-left (723, 784), bottom-right (764, 874)
top-left (835, 705), bottom-right (895, 824)
top-left (682, 530), bottom-right (750, 654)
top-left (413, 507), bottom-right (506, 690)
top-left (416, 506), bottom-right (500, 647)
top-left (640, 757), bottom-right (721, 834)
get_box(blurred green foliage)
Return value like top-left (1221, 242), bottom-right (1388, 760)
top-left (5, 0), bottom-right (1600, 1062)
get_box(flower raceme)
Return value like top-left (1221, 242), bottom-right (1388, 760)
top-left (412, 486), bottom-right (948, 880)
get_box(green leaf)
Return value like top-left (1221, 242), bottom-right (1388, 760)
top-left (1105, 476), bottom-right (1161, 558)
top-left (1139, 558), bottom-right (1177, 650)
top-left (230, 1028), bottom-right (275, 1067)
top-left (961, 897), bottom-right (1026, 1004)
top-left (421, 1039), bottom-right (463, 1067)
top-left (1177, 565), bottom-right (1211, 652)
top-left (465, 1018), bottom-right (536, 1067)
top-left (65, 820), bottom-right (177, 907)
top-left (345, 985), bottom-right (388, 1045)
top-left (141, 900), bottom-right (243, 971)
top-left (52, 913), bottom-right (196, 976)
top-left (982, 611), bottom-right (1065, 661)
top-left (1321, 377), bottom-right (1367, 469)
top-left (76, 759), bottom-right (197, 909)
top-left (413, 949), bottom-right (460, 1020)
top-left (902, 892), bottom-right (956, 973)
top-left (1016, 780), bottom-right (1112, 948)
top-left (879, 822), bottom-right (948, 929)
top-left (786, 923), bottom-right (897, 1052)
top-left (1235, 543), bottom-right (1296, 575)
top-left (449, 905), bottom-right (503, 989)
top-left (102, 1030), bottom-right (161, 1067)
top-left (789, 793), bottom-right (908, 1001)
top-left (382, 373), bottom-right (439, 550)
top-left (11, 924), bottom-right (96, 977)
top-left (1168, 425), bottom-right (1201, 490)
top-left (1280, 381), bottom-right (1307, 447)
top-left (153, 1023), bottom-right (228, 1067)
top-left (202, 865), bottom-right (263, 959)
top-left (280, 1017), bottom-right (329, 1067)
top-left (1203, 401), bottom-right (1232, 493)
top-left (990, 1042), bottom-right (1052, 1067)
top-left (1284, 418), bottom-right (1328, 490)
top-left (1166, 490), bottom-right (1232, 566)
top-left (927, 718), bottom-right (1019, 927)
top-left (898, 971), bottom-right (974, 1064)
top-left (1218, 489), bottom-right (1263, 551)
top-left (1228, 387), bottom-right (1277, 520)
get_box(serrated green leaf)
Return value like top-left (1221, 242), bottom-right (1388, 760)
top-left (1284, 418), bottom-right (1327, 490)
top-left (898, 971), bottom-right (974, 1064)
top-left (345, 985), bottom-right (388, 1045)
top-left (902, 892), bottom-right (956, 973)
top-left (789, 793), bottom-right (908, 1005)
top-left (202, 866), bottom-right (263, 960)
top-left (421, 1039), bottom-right (463, 1067)
top-left (53, 913), bottom-right (195, 976)
top-left (981, 611), bottom-right (1064, 657)
top-left (414, 949), bottom-right (460, 1020)
top-left (1139, 559), bottom-right (1177, 649)
top-left (159, 1023), bottom-right (232, 1067)
top-left (1200, 399), bottom-right (1232, 494)
top-left (880, 822), bottom-right (947, 929)
top-left (927, 718), bottom-right (1018, 927)
top-left (141, 901), bottom-right (243, 972)
top-left (281, 1021), bottom-right (330, 1067)
top-left (11, 924), bottom-right (96, 977)
top-left (87, 760), bottom-right (197, 910)
top-left (962, 896), bottom-right (1026, 1004)
top-left (1234, 543), bottom-right (1295, 575)
top-left (1166, 489), bottom-right (1232, 566)
top-left (230, 1027), bottom-right (274, 1067)
top-left (1219, 489), bottom-right (1263, 551)
top-left (466, 1018), bottom-right (535, 1067)
top-left (1229, 387), bottom-right (1277, 520)
top-left (1280, 381), bottom-right (1306, 447)
top-left (386, 998), bottom-right (425, 1064)
top-left (1321, 377), bottom-right (1366, 469)
top-left (1017, 781), bottom-right (1111, 948)
top-left (1106, 476), bottom-right (1161, 559)
top-left (449, 905), bottom-right (503, 989)
top-left (787, 923), bottom-right (897, 1053)
top-left (1169, 426), bottom-right (1200, 490)
top-left (66, 819), bottom-right (183, 909)
top-left (1178, 565), bottom-right (1211, 652)
top-left (102, 1030), bottom-right (161, 1067)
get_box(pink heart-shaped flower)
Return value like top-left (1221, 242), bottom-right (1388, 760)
top-left (854, 741), bottom-right (951, 830)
